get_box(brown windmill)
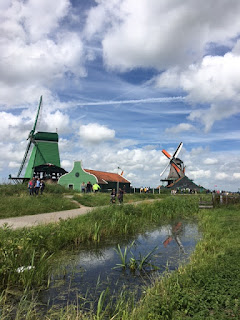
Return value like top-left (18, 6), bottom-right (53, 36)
top-left (160, 142), bottom-right (185, 186)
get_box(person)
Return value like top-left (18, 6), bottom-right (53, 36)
top-left (35, 178), bottom-right (41, 195)
top-left (81, 182), bottom-right (86, 193)
top-left (40, 180), bottom-right (45, 195)
top-left (86, 181), bottom-right (93, 193)
top-left (93, 183), bottom-right (101, 193)
top-left (30, 177), bottom-right (36, 195)
top-left (118, 188), bottom-right (124, 204)
top-left (28, 179), bottom-right (34, 195)
top-left (110, 188), bottom-right (116, 204)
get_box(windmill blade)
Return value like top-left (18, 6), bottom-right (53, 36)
top-left (17, 96), bottom-right (42, 177)
top-left (162, 149), bottom-right (172, 159)
top-left (173, 142), bottom-right (183, 159)
top-left (29, 96), bottom-right (43, 138)
top-left (17, 140), bottom-right (32, 177)
top-left (160, 162), bottom-right (170, 176)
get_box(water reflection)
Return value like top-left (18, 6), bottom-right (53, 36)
top-left (41, 220), bottom-right (201, 310)
top-left (163, 222), bottom-right (185, 253)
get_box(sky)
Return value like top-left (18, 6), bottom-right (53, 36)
top-left (1, 0), bottom-right (240, 191)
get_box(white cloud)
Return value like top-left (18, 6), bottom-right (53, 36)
top-left (233, 173), bottom-right (240, 180)
top-left (20, 0), bottom-right (71, 41)
top-left (42, 111), bottom-right (70, 134)
top-left (156, 48), bottom-right (240, 131)
top-left (215, 172), bottom-right (229, 180)
top-left (0, 111), bottom-right (28, 141)
top-left (61, 160), bottom-right (72, 170)
top-left (0, 0), bottom-right (85, 106)
top-left (85, 0), bottom-right (240, 71)
top-left (203, 158), bottom-right (218, 165)
top-left (8, 161), bottom-right (20, 168)
top-left (79, 123), bottom-right (115, 144)
top-left (165, 123), bottom-right (195, 134)
top-left (188, 169), bottom-right (211, 180)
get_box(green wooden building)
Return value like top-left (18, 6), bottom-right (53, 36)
top-left (58, 161), bottom-right (131, 192)
top-left (58, 161), bottom-right (97, 191)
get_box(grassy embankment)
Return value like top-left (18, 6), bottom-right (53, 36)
top-left (111, 204), bottom-right (240, 320)
top-left (0, 184), bottom-right (79, 219)
top-left (43, 202), bottom-right (240, 320)
top-left (0, 194), bottom-right (200, 319)
top-left (2, 186), bottom-right (237, 319)
top-left (0, 183), bottom-right (168, 219)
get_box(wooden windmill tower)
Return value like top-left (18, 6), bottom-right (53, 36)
top-left (12, 96), bottom-right (64, 181)
top-left (160, 142), bottom-right (185, 186)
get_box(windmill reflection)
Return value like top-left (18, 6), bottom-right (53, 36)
top-left (163, 222), bottom-right (185, 253)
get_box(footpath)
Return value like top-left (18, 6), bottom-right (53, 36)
top-left (0, 206), bottom-right (94, 230)
top-left (0, 198), bottom-right (160, 230)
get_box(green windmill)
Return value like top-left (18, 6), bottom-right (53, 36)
top-left (16, 96), bottom-right (63, 180)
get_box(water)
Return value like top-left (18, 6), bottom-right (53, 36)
top-left (40, 220), bottom-right (201, 310)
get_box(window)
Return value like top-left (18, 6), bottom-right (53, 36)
top-left (69, 184), bottom-right (73, 189)
top-left (75, 172), bottom-right (80, 177)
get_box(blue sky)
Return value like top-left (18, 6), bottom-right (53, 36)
top-left (1, 0), bottom-right (240, 191)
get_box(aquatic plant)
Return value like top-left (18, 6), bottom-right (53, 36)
top-left (113, 243), bottom-right (130, 269)
top-left (137, 246), bottom-right (158, 271)
top-left (96, 289), bottom-right (109, 320)
top-left (114, 242), bottom-right (158, 272)
top-left (93, 222), bottom-right (101, 242)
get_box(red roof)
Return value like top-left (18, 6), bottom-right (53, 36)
top-left (84, 169), bottom-right (130, 184)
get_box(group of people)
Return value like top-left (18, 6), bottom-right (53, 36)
top-left (28, 177), bottom-right (45, 195)
top-left (110, 187), bottom-right (124, 204)
top-left (140, 187), bottom-right (150, 193)
top-left (81, 181), bottom-right (101, 193)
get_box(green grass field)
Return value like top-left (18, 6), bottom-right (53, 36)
top-left (0, 184), bottom-right (79, 219)
top-left (0, 185), bottom-right (239, 319)
top-left (0, 184), bottom-right (171, 218)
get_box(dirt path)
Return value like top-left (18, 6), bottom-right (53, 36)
top-left (0, 199), bottom-right (161, 230)
top-left (0, 206), bottom-right (94, 230)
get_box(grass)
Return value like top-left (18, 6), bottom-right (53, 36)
top-left (111, 205), bottom-right (240, 319)
top-left (0, 183), bottom-right (206, 219)
top-left (72, 192), bottom-right (169, 207)
top-left (0, 196), bottom-right (199, 290)
top-left (0, 184), bottom-right (79, 219)
top-left (7, 200), bottom-right (238, 320)
top-left (2, 186), bottom-right (234, 319)
top-left (0, 184), bottom-right (171, 219)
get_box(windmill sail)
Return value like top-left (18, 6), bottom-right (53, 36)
top-left (17, 96), bottom-right (43, 177)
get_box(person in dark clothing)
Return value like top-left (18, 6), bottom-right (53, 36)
top-left (118, 188), bottom-right (124, 204)
top-left (86, 181), bottom-right (92, 193)
top-left (40, 180), bottom-right (45, 195)
top-left (35, 178), bottom-right (41, 195)
top-left (110, 188), bottom-right (116, 204)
